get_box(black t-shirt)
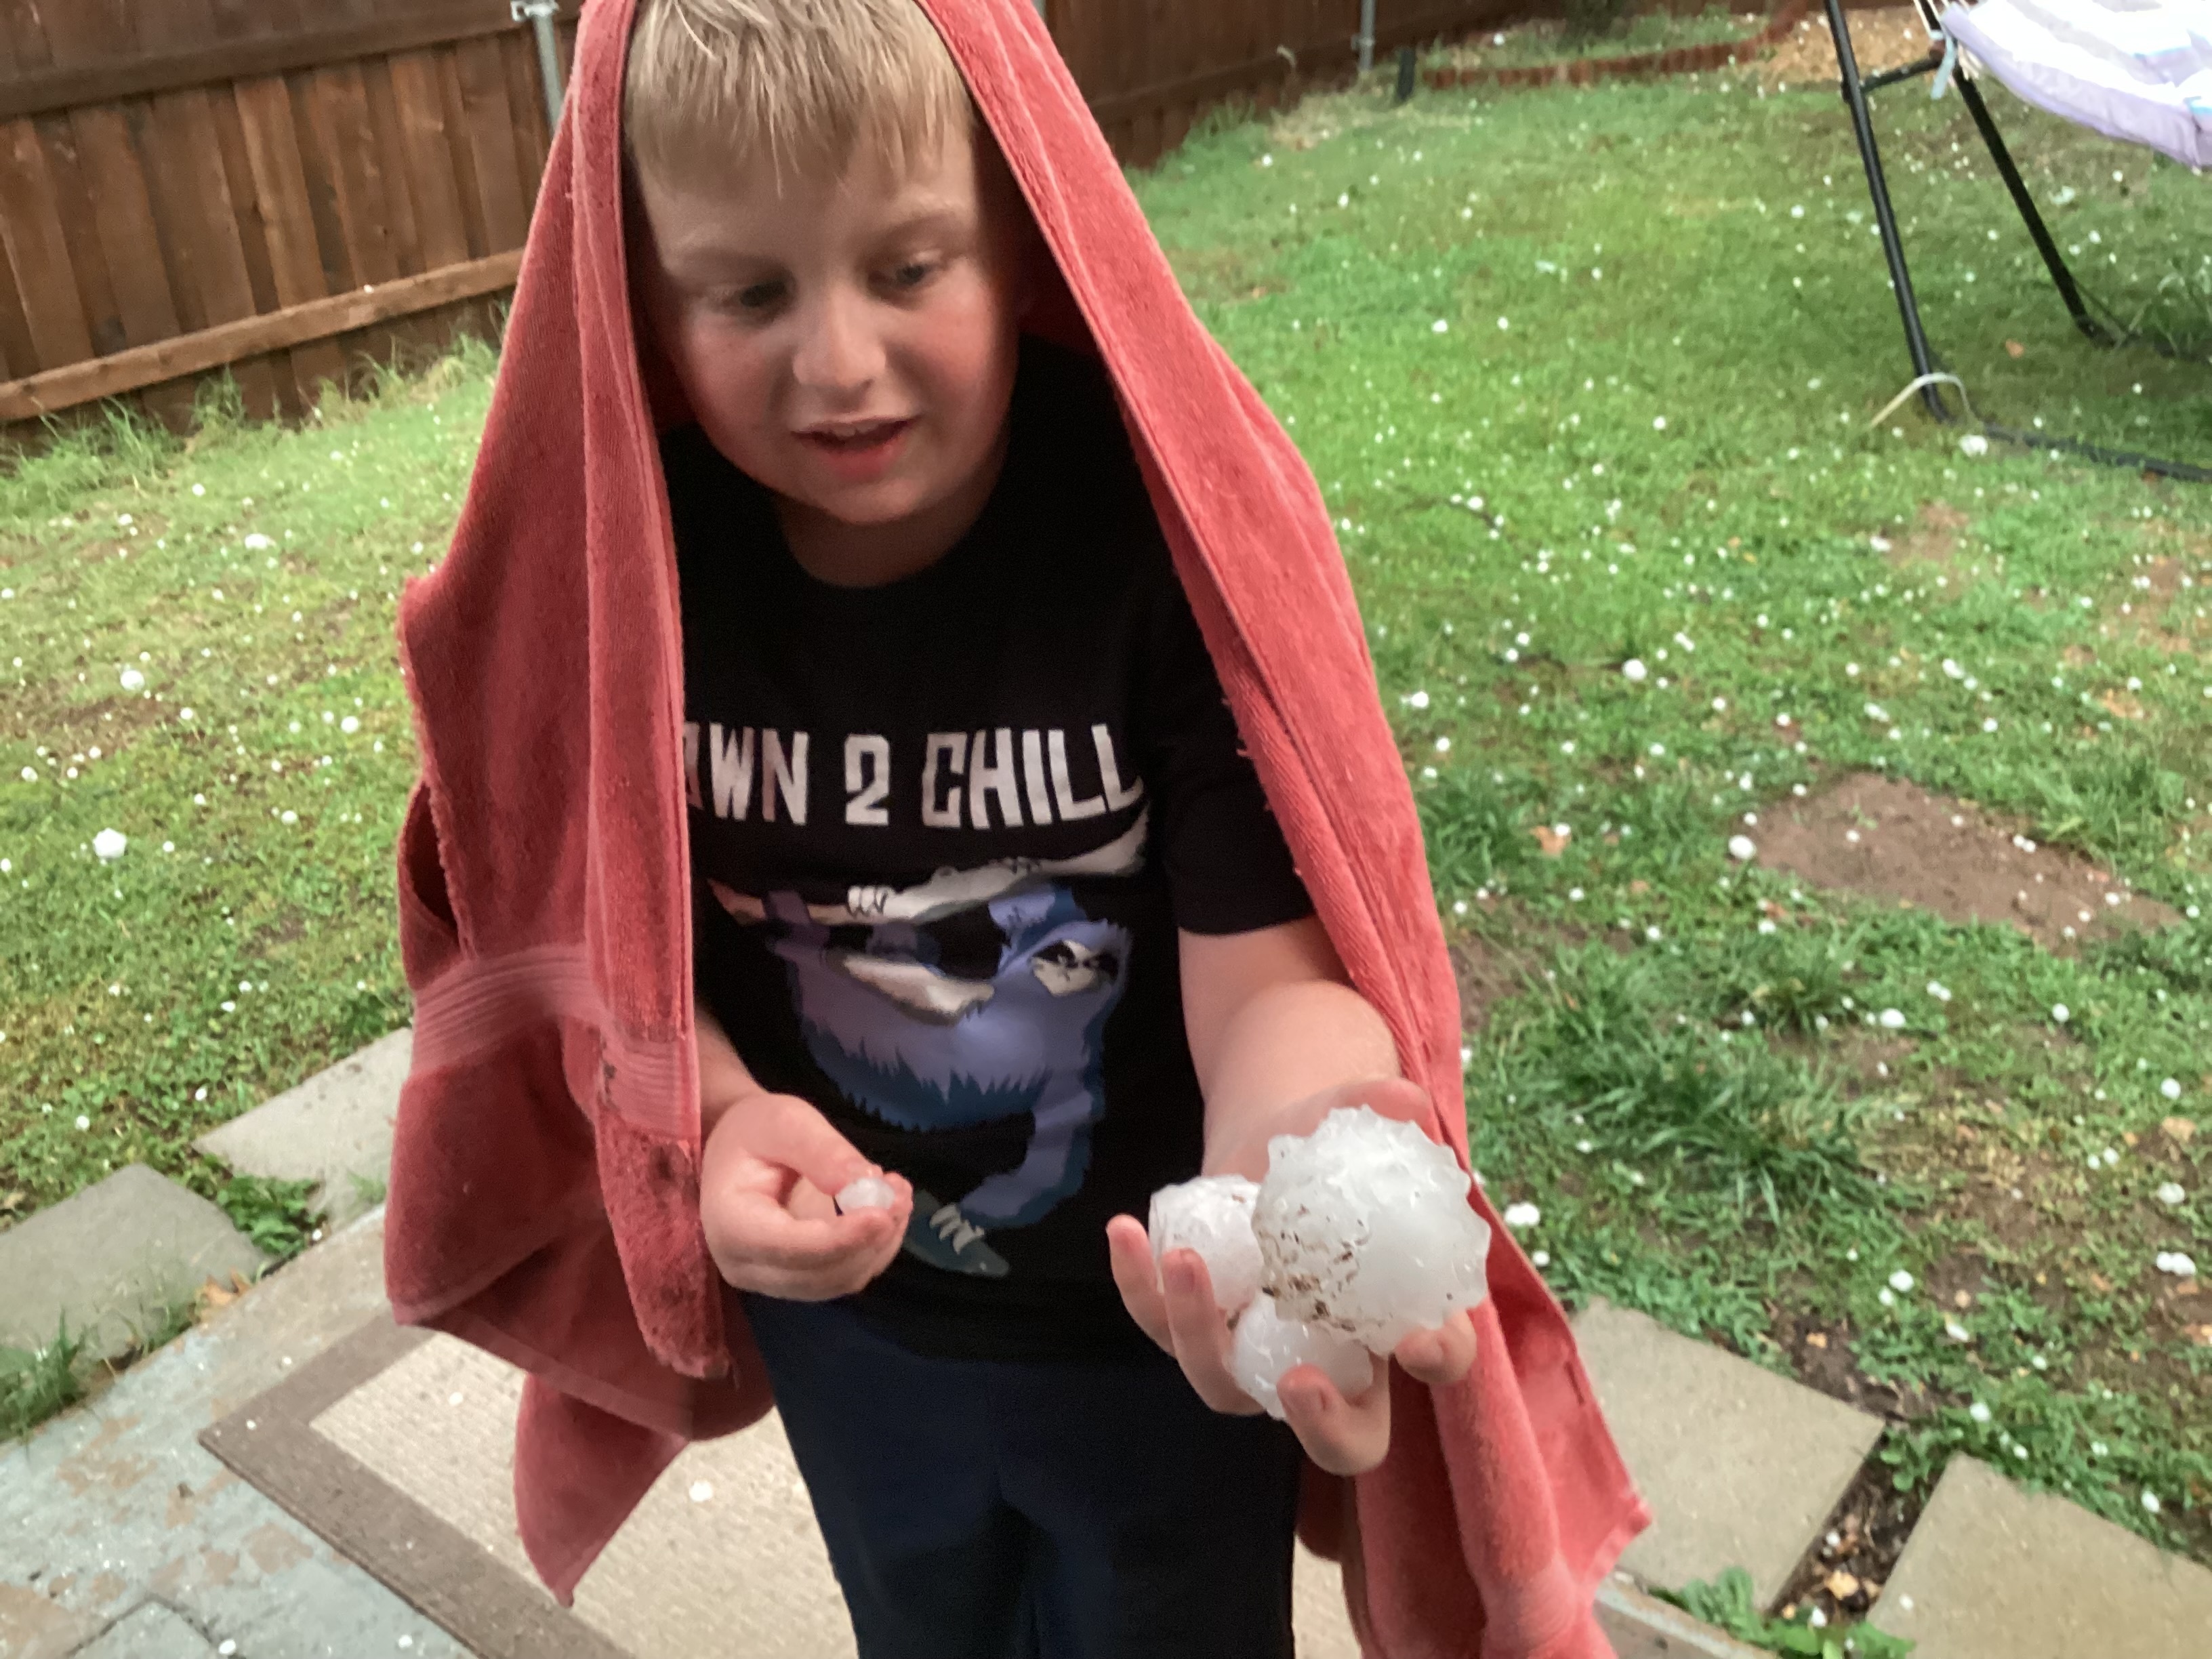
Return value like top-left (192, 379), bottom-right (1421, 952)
top-left (670, 334), bottom-right (1312, 1361)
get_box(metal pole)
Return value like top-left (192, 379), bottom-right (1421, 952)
top-left (512, 1), bottom-right (566, 136)
top-left (1357, 0), bottom-right (1376, 75)
top-left (1824, 0), bottom-right (1952, 422)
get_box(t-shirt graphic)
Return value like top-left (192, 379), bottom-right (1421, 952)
top-left (705, 810), bottom-right (1149, 1275)
top-left (670, 333), bottom-right (1313, 1360)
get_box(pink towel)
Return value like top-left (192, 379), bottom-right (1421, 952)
top-left (386, 1), bottom-right (1648, 1651)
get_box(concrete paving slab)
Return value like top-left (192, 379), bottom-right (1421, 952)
top-left (1596, 1577), bottom-right (1774, 1659)
top-left (0, 1166), bottom-right (269, 1366)
top-left (194, 1027), bottom-right (410, 1229)
top-left (0, 1205), bottom-right (474, 1659)
top-left (66, 1601), bottom-right (217, 1659)
top-left (1572, 1298), bottom-right (1883, 1606)
top-left (1871, 1456), bottom-right (2212, 1659)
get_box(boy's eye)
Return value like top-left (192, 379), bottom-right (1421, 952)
top-left (733, 281), bottom-right (785, 312)
top-left (888, 260), bottom-right (935, 290)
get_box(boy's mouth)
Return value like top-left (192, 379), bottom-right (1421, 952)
top-left (799, 417), bottom-right (913, 451)
top-left (796, 417), bottom-right (915, 479)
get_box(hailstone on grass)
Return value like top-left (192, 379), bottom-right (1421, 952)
top-left (1229, 1292), bottom-right (1376, 1418)
top-left (1253, 1106), bottom-right (1492, 1353)
top-left (1149, 1173), bottom-right (1263, 1314)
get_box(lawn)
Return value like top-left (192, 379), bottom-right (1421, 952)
top-left (4, 23), bottom-right (2209, 1612)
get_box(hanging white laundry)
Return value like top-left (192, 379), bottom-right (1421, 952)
top-left (1939, 0), bottom-right (2212, 168)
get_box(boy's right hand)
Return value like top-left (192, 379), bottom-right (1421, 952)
top-left (699, 1090), bottom-right (912, 1300)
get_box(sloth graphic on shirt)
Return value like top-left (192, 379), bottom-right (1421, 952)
top-left (698, 764), bottom-right (1149, 1281)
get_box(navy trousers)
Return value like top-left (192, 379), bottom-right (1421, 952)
top-left (738, 1292), bottom-right (1305, 1659)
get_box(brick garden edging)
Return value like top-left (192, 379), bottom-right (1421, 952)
top-left (1422, 0), bottom-right (1811, 90)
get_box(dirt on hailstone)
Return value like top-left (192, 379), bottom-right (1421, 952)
top-left (1753, 772), bottom-right (2182, 952)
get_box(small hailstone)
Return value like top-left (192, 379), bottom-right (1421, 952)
top-left (2142, 1490), bottom-right (2163, 1515)
top-left (1727, 835), bottom-right (1757, 862)
top-left (1969, 1401), bottom-right (1992, 1424)
top-left (243, 532), bottom-right (274, 550)
top-left (2161, 1078), bottom-right (2182, 1101)
top-left (1945, 1319), bottom-right (1970, 1341)
top-left (1622, 658), bottom-right (1648, 683)
top-left (93, 828), bottom-right (127, 861)
top-left (1502, 1202), bottom-right (1540, 1230)
top-left (1149, 1174), bottom-right (1264, 1315)
top-left (2051, 1004), bottom-right (2070, 1024)
top-left (1889, 1269), bottom-right (1915, 1293)
top-left (689, 1479), bottom-right (714, 1502)
top-left (835, 1175), bottom-right (895, 1213)
top-left (2155, 1251), bottom-right (2197, 1277)
top-left (1927, 982), bottom-right (1951, 1003)
top-left (1254, 1107), bottom-right (1492, 1353)
top-left (2155, 1183), bottom-right (2186, 1206)
top-left (1879, 1008), bottom-right (1906, 1030)
top-left (119, 668), bottom-right (144, 691)
top-left (1229, 1292), bottom-right (1376, 1418)
top-left (1960, 433), bottom-right (1990, 457)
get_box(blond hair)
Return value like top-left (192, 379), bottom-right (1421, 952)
top-left (623, 0), bottom-right (977, 192)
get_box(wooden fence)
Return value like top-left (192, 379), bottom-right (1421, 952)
top-left (0, 0), bottom-right (1520, 434)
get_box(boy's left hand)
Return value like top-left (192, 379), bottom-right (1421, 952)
top-left (1105, 1078), bottom-right (1480, 1477)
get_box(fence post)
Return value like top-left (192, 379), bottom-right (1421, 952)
top-left (512, 0), bottom-right (566, 134)
top-left (1357, 0), bottom-right (1376, 73)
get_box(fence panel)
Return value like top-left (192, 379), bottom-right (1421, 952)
top-left (1, 0), bottom-right (1541, 431)
top-left (0, 0), bottom-right (560, 430)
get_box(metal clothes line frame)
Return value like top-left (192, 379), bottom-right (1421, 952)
top-left (1824, 0), bottom-right (2210, 483)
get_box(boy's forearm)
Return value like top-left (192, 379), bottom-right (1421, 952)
top-left (695, 994), bottom-right (770, 1139)
top-left (1197, 979), bottom-right (1401, 1172)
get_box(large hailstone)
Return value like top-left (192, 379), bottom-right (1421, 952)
top-left (1149, 1173), bottom-right (1264, 1315)
top-left (1229, 1292), bottom-right (1375, 1419)
top-left (1254, 1105), bottom-right (1492, 1353)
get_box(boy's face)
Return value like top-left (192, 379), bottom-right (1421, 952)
top-left (632, 121), bottom-right (1036, 565)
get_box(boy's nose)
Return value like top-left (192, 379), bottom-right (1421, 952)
top-left (791, 285), bottom-right (886, 398)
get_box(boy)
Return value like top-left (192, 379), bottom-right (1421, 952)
top-left (621, 0), bottom-right (1475, 1650)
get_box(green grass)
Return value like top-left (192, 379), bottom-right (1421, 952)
top-left (3, 47), bottom-right (2207, 1572)
top-left (0, 342), bottom-right (495, 1223)
top-left (1145, 64), bottom-right (2211, 1565)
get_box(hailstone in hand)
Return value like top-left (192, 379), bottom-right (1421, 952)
top-left (1254, 1105), bottom-right (1492, 1353)
top-left (1148, 1173), bottom-right (1263, 1314)
top-left (835, 1175), bottom-right (895, 1213)
top-left (1229, 1292), bottom-right (1376, 1418)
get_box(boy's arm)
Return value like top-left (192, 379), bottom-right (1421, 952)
top-left (696, 994), bottom-right (770, 1139)
top-left (1178, 916), bottom-right (1404, 1179)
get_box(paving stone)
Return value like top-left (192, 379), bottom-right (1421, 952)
top-left (1572, 1299), bottom-right (1882, 1606)
top-left (3, 1207), bottom-right (474, 1659)
top-left (0, 1165), bottom-right (268, 1365)
top-left (1596, 1577), bottom-right (1772, 1659)
top-left (1871, 1456), bottom-right (2212, 1659)
top-left (194, 1027), bottom-right (410, 1229)
top-left (69, 1601), bottom-right (219, 1659)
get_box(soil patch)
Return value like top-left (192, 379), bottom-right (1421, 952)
top-left (1756, 5), bottom-right (1939, 91)
top-left (1772, 1456), bottom-right (1927, 1631)
top-left (1752, 773), bottom-right (2182, 951)
top-left (1880, 499), bottom-right (1971, 581)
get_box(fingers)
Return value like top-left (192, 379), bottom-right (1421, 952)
top-left (1393, 1309), bottom-right (1478, 1387)
top-left (708, 1177), bottom-right (912, 1299)
top-left (1106, 1215), bottom-right (1173, 1353)
top-left (1279, 1359), bottom-right (1391, 1476)
top-left (1158, 1250), bottom-right (1257, 1415)
top-left (744, 1093), bottom-right (887, 1201)
top-left (1105, 1219), bottom-right (1258, 1415)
